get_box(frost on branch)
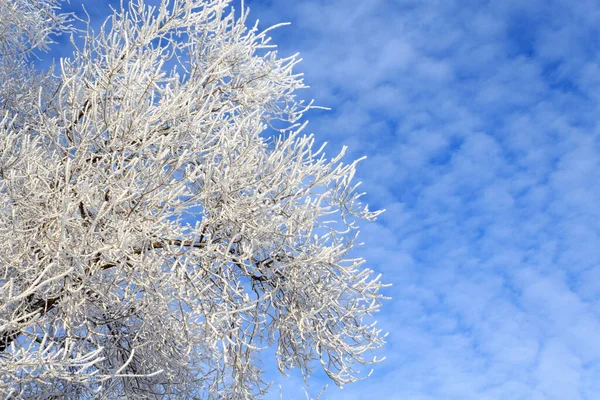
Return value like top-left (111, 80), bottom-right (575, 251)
top-left (0, 0), bottom-right (387, 398)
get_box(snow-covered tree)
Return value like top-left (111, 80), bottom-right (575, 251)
top-left (0, 0), bottom-right (387, 397)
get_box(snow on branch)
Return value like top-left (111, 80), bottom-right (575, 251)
top-left (0, 1), bottom-right (387, 398)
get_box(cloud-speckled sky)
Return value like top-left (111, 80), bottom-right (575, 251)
top-left (55, 1), bottom-right (600, 398)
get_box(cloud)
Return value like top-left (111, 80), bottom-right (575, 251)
top-left (245, 0), bottom-right (600, 399)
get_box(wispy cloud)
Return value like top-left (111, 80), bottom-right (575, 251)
top-left (246, 0), bottom-right (600, 399)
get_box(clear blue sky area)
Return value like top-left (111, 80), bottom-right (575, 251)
top-left (47, 1), bottom-right (600, 399)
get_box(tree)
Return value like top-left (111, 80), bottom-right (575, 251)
top-left (0, 0), bottom-right (387, 398)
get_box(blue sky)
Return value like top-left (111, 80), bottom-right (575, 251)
top-left (51, 0), bottom-right (600, 398)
